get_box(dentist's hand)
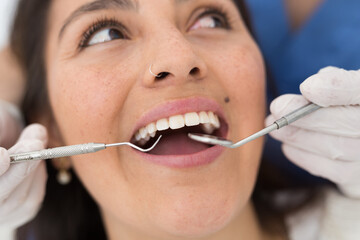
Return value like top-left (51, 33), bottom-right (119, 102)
top-left (266, 67), bottom-right (360, 198)
top-left (0, 124), bottom-right (48, 229)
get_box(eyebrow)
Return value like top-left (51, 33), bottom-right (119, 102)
top-left (58, 0), bottom-right (229, 40)
top-left (58, 0), bottom-right (138, 40)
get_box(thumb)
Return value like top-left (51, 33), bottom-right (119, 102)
top-left (15, 124), bottom-right (48, 145)
top-left (300, 66), bottom-right (360, 107)
top-left (0, 148), bottom-right (10, 175)
top-left (9, 124), bottom-right (48, 156)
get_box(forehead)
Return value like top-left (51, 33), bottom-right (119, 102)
top-left (50, 0), bottom-right (238, 23)
top-left (48, 0), bottom-right (239, 40)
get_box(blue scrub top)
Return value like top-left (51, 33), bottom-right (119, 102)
top-left (244, 0), bottom-right (360, 183)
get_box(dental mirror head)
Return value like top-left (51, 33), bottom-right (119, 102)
top-left (187, 133), bottom-right (233, 147)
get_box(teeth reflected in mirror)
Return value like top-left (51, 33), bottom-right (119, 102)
top-left (138, 139), bottom-right (147, 146)
top-left (201, 123), bottom-right (215, 135)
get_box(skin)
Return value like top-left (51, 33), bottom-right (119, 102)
top-left (0, 0), bottom-right (326, 236)
top-left (0, 2), bottom-right (326, 236)
top-left (0, 0), bottom-right (323, 106)
top-left (44, 0), bottom-right (269, 239)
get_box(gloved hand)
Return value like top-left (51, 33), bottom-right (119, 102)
top-left (266, 66), bottom-right (360, 199)
top-left (0, 124), bottom-right (48, 229)
top-left (0, 100), bottom-right (23, 148)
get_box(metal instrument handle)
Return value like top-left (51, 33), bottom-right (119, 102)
top-left (274, 103), bottom-right (321, 129)
top-left (10, 143), bottom-right (105, 164)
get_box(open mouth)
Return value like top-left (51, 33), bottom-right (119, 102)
top-left (131, 111), bottom-right (227, 155)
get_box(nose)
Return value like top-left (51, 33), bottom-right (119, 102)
top-left (142, 25), bottom-right (208, 88)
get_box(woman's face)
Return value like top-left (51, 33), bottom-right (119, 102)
top-left (45, 0), bottom-right (265, 238)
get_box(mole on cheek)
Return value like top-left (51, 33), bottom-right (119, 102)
top-left (224, 97), bottom-right (230, 103)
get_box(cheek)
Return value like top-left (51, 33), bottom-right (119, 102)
top-left (228, 42), bottom-right (264, 121)
top-left (209, 39), bottom-right (265, 210)
top-left (222, 44), bottom-right (265, 104)
top-left (47, 61), bottom-right (133, 144)
top-left (213, 38), bottom-right (266, 132)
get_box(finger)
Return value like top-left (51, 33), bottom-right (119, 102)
top-left (268, 95), bottom-right (360, 137)
top-left (317, 66), bottom-right (339, 74)
top-left (0, 163), bottom-right (38, 217)
top-left (20, 163), bottom-right (47, 216)
top-left (269, 94), bottom-right (309, 115)
top-left (339, 183), bottom-right (360, 199)
top-left (266, 119), bottom-right (360, 162)
top-left (1, 124), bottom-right (47, 176)
top-left (282, 144), bottom-right (360, 185)
top-left (300, 67), bottom-right (360, 107)
top-left (9, 137), bottom-right (46, 155)
top-left (0, 159), bottom-right (42, 200)
top-left (0, 139), bottom-right (44, 200)
top-left (0, 163), bottom-right (47, 228)
top-left (0, 148), bottom-right (10, 175)
top-left (1, 135), bottom-right (46, 199)
top-left (15, 124), bottom-right (47, 146)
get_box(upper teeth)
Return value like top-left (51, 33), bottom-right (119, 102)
top-left (134, 111), bottom-right (220, 145)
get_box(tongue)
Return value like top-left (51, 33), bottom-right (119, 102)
top-left (149, 132), bottom-right (210, 155)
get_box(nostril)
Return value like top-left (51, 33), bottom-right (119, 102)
top-left (155, 72), bottom-right (170, 80)
top-left (189, 67), bottom-right (200, 76)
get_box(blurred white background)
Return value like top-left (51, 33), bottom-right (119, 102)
top-left (0, 0), bottom-right (19, 49)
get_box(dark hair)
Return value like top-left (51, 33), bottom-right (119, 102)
top-left (11, 1), bottom-right (312, 239)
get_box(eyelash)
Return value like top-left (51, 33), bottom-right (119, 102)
top-left (78, 17), bottom-right (127, 49)
top-left (194, 7), bottom-right (231, 30)
top-left (78, 6), bottom-right (231, 49)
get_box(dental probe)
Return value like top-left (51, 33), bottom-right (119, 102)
top-left (188, 103), bottom-right (321, 148)
top-left (10, 135), bottom-right (162, 164)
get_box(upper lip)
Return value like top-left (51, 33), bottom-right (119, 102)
top-left (130, 97), bottom-right (227, 140)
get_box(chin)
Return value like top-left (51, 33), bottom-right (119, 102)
top-left (148, 187), bottom-right (247, 239)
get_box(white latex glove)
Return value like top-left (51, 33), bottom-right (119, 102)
top-left (0, 124), bottom-right (48, 229)
top-left (0, 100), bottom-right (23, 148)
top-left (287, 187), bottom-right (360, 240)
top-left (266, 67), bottom-right (360, 198)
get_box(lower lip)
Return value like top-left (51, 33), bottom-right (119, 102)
top-left (132, 145), bottom-right (225, 168)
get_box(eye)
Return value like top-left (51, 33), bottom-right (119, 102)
top-left (189, 9), bottom-right (230, 31)
top-left (88, 28), bottom-right (124, 46)
top-left (79, 18), bottom-right (128, 48)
